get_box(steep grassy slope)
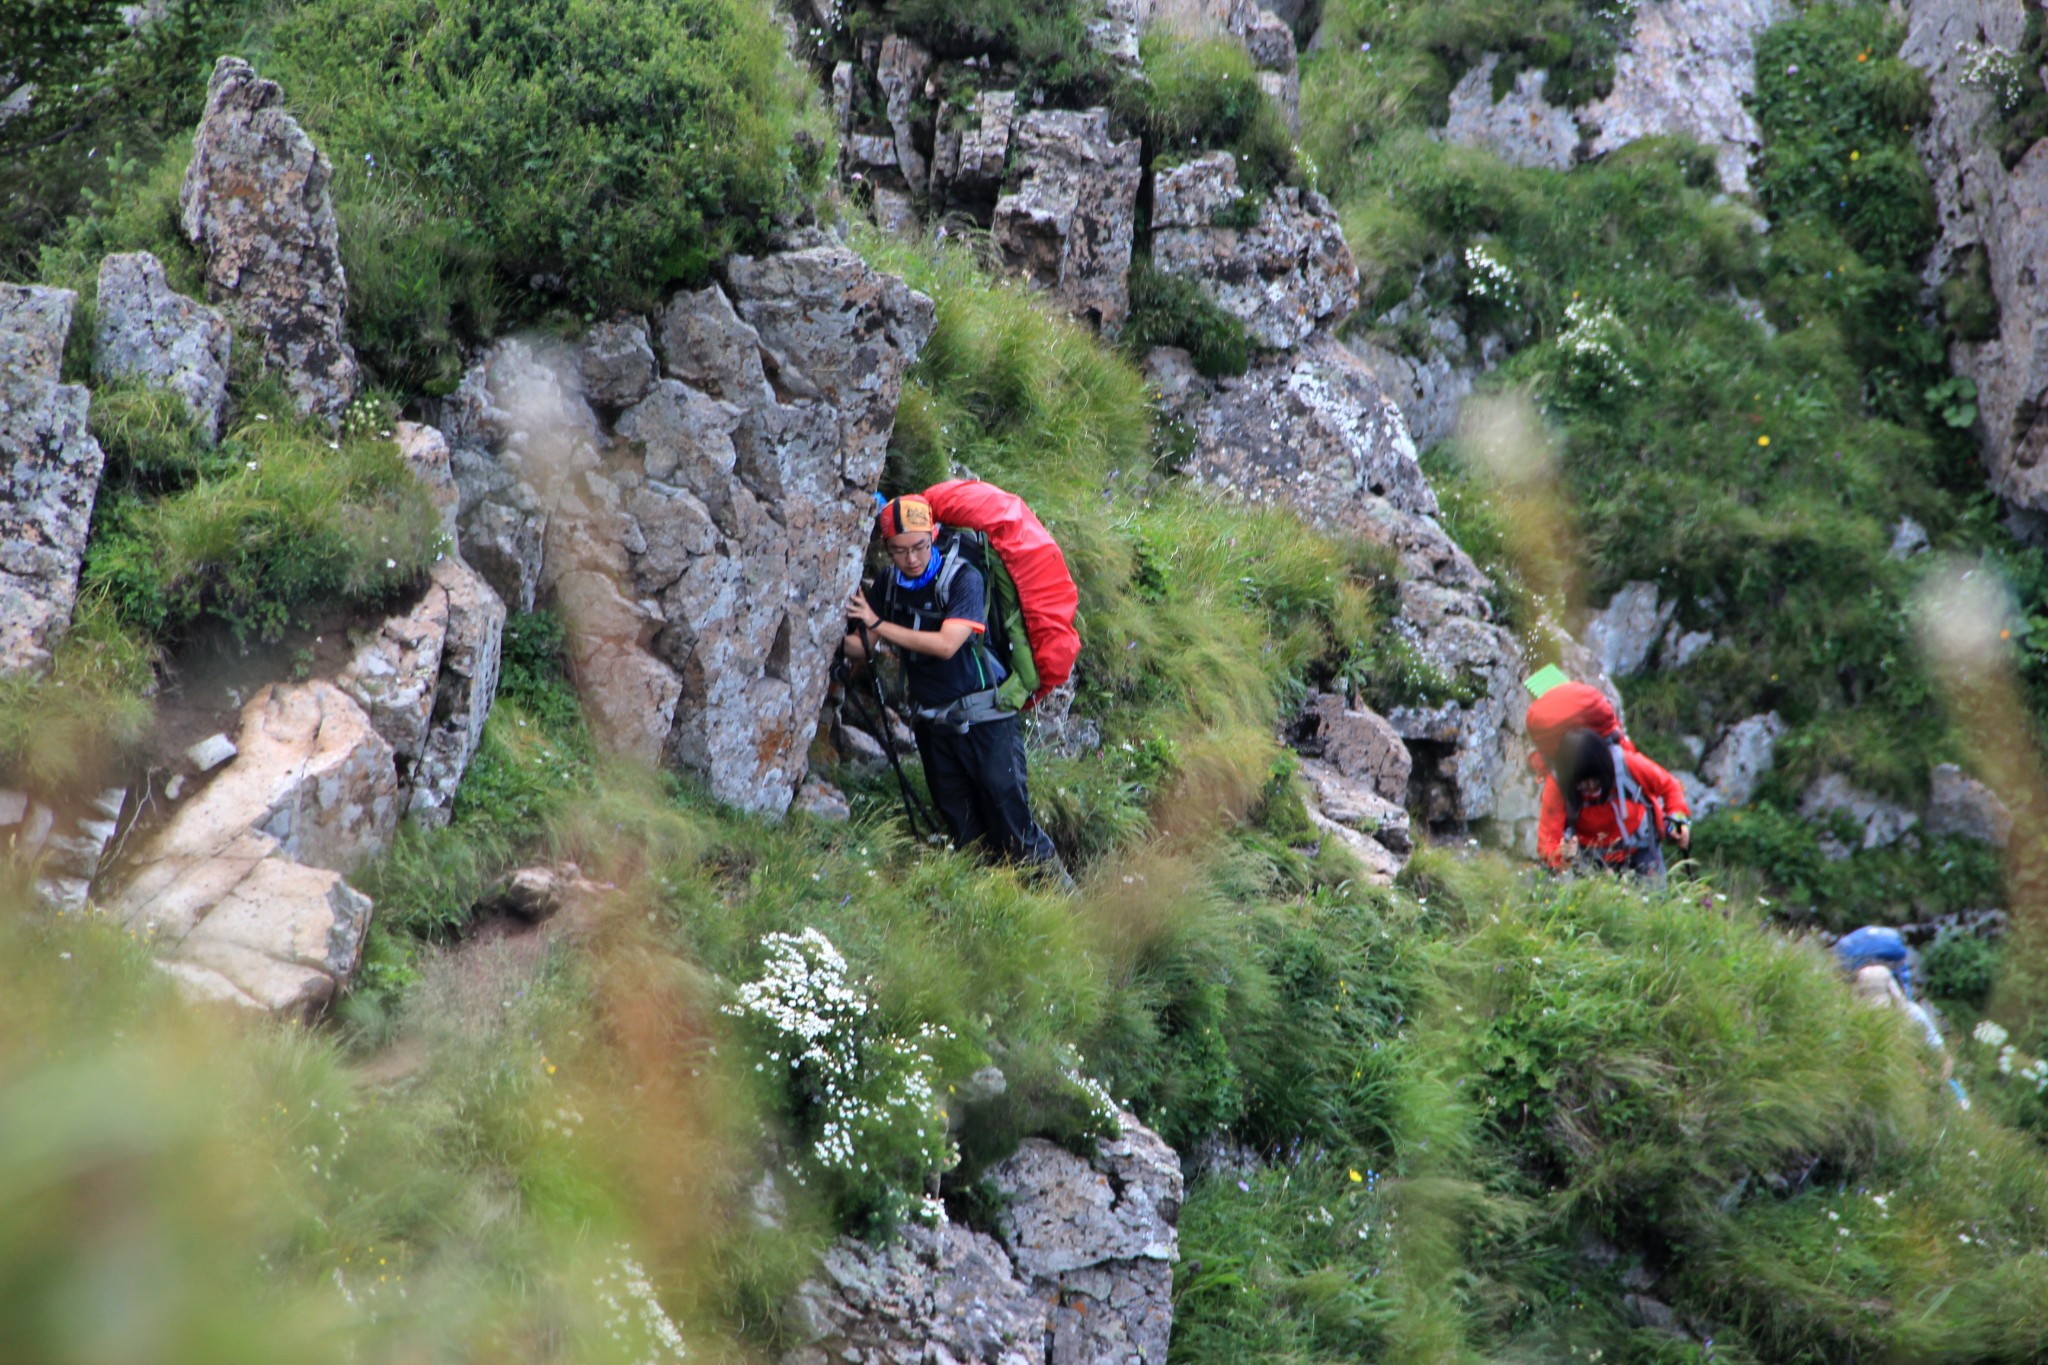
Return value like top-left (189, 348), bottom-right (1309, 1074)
top-left (13, 3), bottom-right (2048, 1363)
top-left (1306, 0), bottom-right (2046, 924)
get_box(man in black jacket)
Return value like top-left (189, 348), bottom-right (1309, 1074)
top-left (842, 494), bottom-right (1067, 882)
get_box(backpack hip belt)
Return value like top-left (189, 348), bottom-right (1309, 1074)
top-left (910, 687), bottom-right (1015, 735)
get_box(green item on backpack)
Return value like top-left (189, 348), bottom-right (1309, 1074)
top-left (987, 555), bottom-right (1038, 711)
top-left (1524, 663), bottom-right (1570, 699)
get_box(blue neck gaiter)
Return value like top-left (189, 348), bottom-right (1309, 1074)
top-left (893, 546), bottom-right (943, 592)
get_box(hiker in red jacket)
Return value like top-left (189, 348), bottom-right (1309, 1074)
top-left (1537, 727), bottom-right (1691, 881)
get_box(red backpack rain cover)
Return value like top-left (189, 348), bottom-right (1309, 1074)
top-left (1525, 681), bottom-right (1638, 775)
top-left (922, 479), bottom-right (1081, 707)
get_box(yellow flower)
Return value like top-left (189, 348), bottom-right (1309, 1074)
top-left (1850, 150), bottom-right (1861, 162)
top-left (1349, 1169), bottom-right (1364, 1183)
top-left (1758, 435), bottom-right (1771, 447)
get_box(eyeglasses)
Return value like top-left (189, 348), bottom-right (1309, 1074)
top-left (885, 538), bottom-right (933, 560)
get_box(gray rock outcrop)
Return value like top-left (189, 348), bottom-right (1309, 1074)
top-left (1151, 150), bottom-right (1359, 349)
top-left (1926, 762), bottom-right (2013, 846)
top-left (990, 1113), bottom-right (1183, 1364)
top-left (1435, 0), bottom-right (1777, 194)
top-left (785, 1222), bottom-right (1048, 1365)
top-left (1161, 333), bottom-right (1437, 526)
top-left (994, 109), bottom-right (1143, 337)
top-left (180, 56), bottom-right (359, 419)
top-left (1699, 711), bottom-right (1785, 808)
top-left (1155, 333), bottom-right (1543, 827)
top-left (1444, 57), bottom-right (1582, 171)
top-left (1579, 0), bottom-right (1778, 194)
top-left (1583, 581), bottom-right (1675, 679)
top-left (1800, 773), bottom-right (1918, 858)
top-left (92, 251), bottom-right (231, 440)
top-left (1304, 692), bottom-right (1412, 802)
top-left (1906, 0), bottom-right (2048, 513)
top-left (450, 246), bottom-right (933, 813)
top-left (110, 681), bottom-right (398, 1018)
top-left (0, 285), bottom-right (106, 678)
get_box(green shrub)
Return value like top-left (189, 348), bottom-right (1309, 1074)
top-left (1752, 7), bottom-right (1935, 271)
top-left (0, 1), bottom-right (252, 277)
top-left (1120, 28), bottom-right (1297, 193)
top-left (253, 0), bottom-right (830, 392)
top-left (83, 412), bottom-right (443, 644)
top-left (1122, 258), bottom-right (1252, 377)
top-left (1924, 929), bottom-right (2000, 1008)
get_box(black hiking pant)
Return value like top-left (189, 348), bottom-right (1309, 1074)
top-left (913, 713), bottom-right (1060, 867)
top-left (1582, 840), bottom-right (1666, 885)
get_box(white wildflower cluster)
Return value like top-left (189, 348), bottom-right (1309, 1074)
top-left (1957, 41), bottom-right (2027, 111)
top-left (1971, 1018), bottom-right (2048, 1093)
top-left (1060, 1048), bottom-right (1123, 1136)
top-left (594, 1245), bottom-right (687, 1364)
top-left (1557, 298), bottom-right (1641, 391)
top-left (726, 929), bottom-right (958, 1212)
top-left (1464, 244), bottom-right (1520, 307)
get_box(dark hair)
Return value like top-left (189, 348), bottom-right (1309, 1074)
top-left (1555, 727), bottom-right (1615, 811)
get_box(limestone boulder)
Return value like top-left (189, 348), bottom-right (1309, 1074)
top-left (396, 421), bottom-right (461, 542)
top-left (990, 1113), bottom-right (1181, 1365)
top-left (409, 556), bottom-right (506, 825)
top-left (338, 572), bottom-right (450, 771)
top-left (875, 34), bottom-right (933, 193)
top-left (180, 56), bottom-right (358, 419)
top-left (1167, 332), bottom-right (1438, 533)
top-left (1307, 801), bottom-right (1405, 883)
top-left (785, 1222), bottom-right (1046, 1365)
top-left (1700, 711), bottom-right (1785, 808)
top-left (579, 316), bottom-right (657, 409)
top-left (92, 251), bottom-right (231, 440)
top-left (1926, 763), bottom-right (2013, 847)
top-left (1300, 757), bottom-right (1412, 853)
top-left (1583, 581), bottom-right (1675, 679)
top-left (1800, 773), bottom-right (1918, 857)
top-left (5, 786), bottom-right (127, 912)
top-left (1444, 57), bottom-right (1581, 171)
top-left (1579, 0), bottom-right (1778, 194)
top-left (994, 108), bottom-right (1143, 337)
top-left (0, 285), bottom-right (105, 678)
top-left (937, 88), bottom-right (1019, 202)
top-left (1342, 332), bottom-right (1476, 451)
top-left (1304, 692), bottom-right (1412, 802)
top-left (1087, 0), bottom-right (1150, 66)
top-left (109, 682), bottom-right (397, 1017)
top-left (451, 247), bottom-right (933, 814)
top-left (1151, 151), bottom-right (1359, 349)
top-left (1436, 0), bottom-right (1777, 193)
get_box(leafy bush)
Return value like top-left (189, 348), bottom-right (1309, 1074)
top-left (1752, 7), bottom-right (1935, 270)
top-left (0, 1), bottom-right (251, 277)
top-left (246, 0), bottom-right (830, 392)
top-left (1924, 929), bottom-right (2000, 1008)
top-left (1120, 27), bottom-right (1297, 193)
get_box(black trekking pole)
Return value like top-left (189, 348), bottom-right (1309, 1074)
top-left (855, 623), bottom-right (937, 843)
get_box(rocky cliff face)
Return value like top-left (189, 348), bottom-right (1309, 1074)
top-left (444, 244), bottom-right (934, 814)
top-left (784, 1111), bottom-right (1183, 1365)
top-left (1906, 0), bottom-right (2048, 515)
top-left (0, 285), bottom-right (104, 680)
